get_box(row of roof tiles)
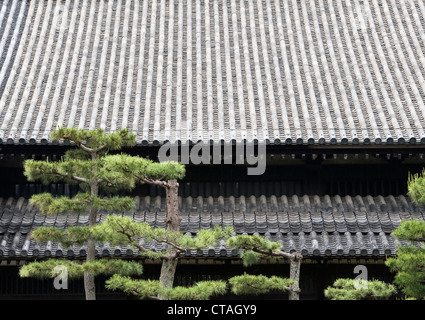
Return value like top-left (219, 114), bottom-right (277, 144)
top-left (1, 0), bottom-right (425, 145)
top-left (0, 230), bottom-right (398, 259)
top-left (1, 195), bottom-right (423, 234)
top-left (1, 193), bottom-right (421, 213)
top-left (0, 195), bottom-right (424, 259)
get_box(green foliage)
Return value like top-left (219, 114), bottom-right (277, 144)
top-left (106, 275), bottom-right (227, 300)
top-left (179, 225), bottom-right (233, 249)
top-left (392, 219), bottom-right (425, 242)
top-left (23, 128), bottom-right (142, 195)
top-left (226, 235), bottom-right (302, 299)
top-left (227, 234), bottom-right (281, 252)
top-left (324, 278), bottom-right (396, 300)
top-left (102, 154), bottom-right (185, 182)
top-left (385, 218), bottom-right (425, 299)
top-left (106, 275), bottom-right (161, 299)
top-left (19, 259), bottom-right (143, 279)
top-left (94, 216), bottom-right (173, 245)
top-left (24, 157), bottom-right (139, 192)
top-left (407, 169), bottom-right (425, 205)
top-left (386, 245), bottom-right (425, 299)
top-left (51, 127), bottom-right (136, 151)
top-left (239, 250), bottom-right (262, 267)
top-left (20, 259), bottom-right (85, 279)
top-left (30, 216), bottom-right (233, 265)
top-left (94, 216), bottom-right (231, 255)
top-left (24, 158), bottom-right (77, 185)
top-left (30, 226), bottom-right (94, 247)
top-left (161, 281), bottom-right (227, 300)
top-left (30, 193), bottom-right (92, 215)
top-left (95, 216), bottom-right (232, 299)
top-left (30, 193), bottom-right (135, 215)
top-left (226, 234), bottom-right (283, 267)
top-left (83, 259), bottom-right (143, 277)
top-left (228, 273), bottom-right (294, 296)
top-left (20, 127), bottom-right (191, 300)
top-left (381, 168), bottom-right (425, 300)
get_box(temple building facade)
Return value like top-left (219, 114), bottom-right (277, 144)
top-left (0, 0), bottom-right (425, 299)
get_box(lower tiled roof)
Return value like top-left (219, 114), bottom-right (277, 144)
top-left (0, 194), bottom-right (424, 259)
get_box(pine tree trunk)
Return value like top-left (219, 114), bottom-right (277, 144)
top-left (158, 180), bottom-right (181, 299)
top-left (288, 256), bottom-right (301, 300)
top-left (84, 237), bottom-right (96, 300)
top-left (84, 204), bottom-right (97, 300)
top-left (84, 155), bottom-right (98, 300)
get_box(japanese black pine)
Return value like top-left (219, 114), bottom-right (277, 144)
top-left (20, 128), bottom-right (142, 300)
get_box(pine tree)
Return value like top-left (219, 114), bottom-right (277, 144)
top-left (382, 170), bottom-right (425, 299)
top-left (87, 153), bottom-right (228, 299)
top-left (91, 154), bottom-right (302, 300)
top-left (19, 128), bottom-right (303, 300)
top-left (100, 216), bottom-right (303, 300)
top-left (98, 154), bottom-right (187, 294)
top-left (95, 156), bottom-right (303, 300)
top-left (385, 219), bottom-right (425, 299)
top-left (19, 128), bottom-right (181, 300)
top-left (324, 278), bottom-right (396, 300)
top-left (226, 234), bottom-right (303, 300)
top-left (97, 215), bottom-right (231, 299)
top-left (324, 170), bottom-right (425, 300)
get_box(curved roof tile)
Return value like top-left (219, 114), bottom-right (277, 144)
top-left (0, 194), bottom-right (424, 259)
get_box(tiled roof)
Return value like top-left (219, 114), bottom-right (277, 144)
top-left (1, 0), bottom-right (425, 145)
top-left (1, 195), bottom-right (424, 259)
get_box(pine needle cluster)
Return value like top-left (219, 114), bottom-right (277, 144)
top-left (105, 275), bottom-right (228, 300)
top-left (385, 219), bottom-right (425, 299)
top-left (324, 278), bottom-right (396, 300)
top-left (228, 273), bottom-right (294, 295)
top-left (20, 259), bottom-right (143, 279)
top-left (407, 169), bottom-right (425, 205)
top-left (385, 169), bottom-right (425, 299)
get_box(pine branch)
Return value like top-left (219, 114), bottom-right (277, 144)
top-left (49, 165), bottom-right (87, 184)
top-left (134, 174), bottom-right (168, 188)
top-left (77, 142), bottom-right (95, 154)
top-left (19, 259), bottom-right (143, 280)
top-left (101, 154), bottom-right (185, 184)
top-left (228, 274), bottom-right (294, 296)
top-left (29, 193), bottom-right (135, 215)
top-left (114, 219), bottom-right (154, 255)
top-left (249, 246), bottom-right (300, 261)
top-left (105, 275), bottom-right (161, 300)
top-left (227, 234), bottom-right (302, 265)
top-left (51, 127), bottom-right (136, 151)
top-left (77, 142), bottom-right (106, 155)
top-left (324, 278), bottom-right (396, 300)
top-left (159, 281), bottom-right (227, 300)
top-left (113, 218), bottom-right (183, 260)
top-left (51, 165), bottom-right (87, 183)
